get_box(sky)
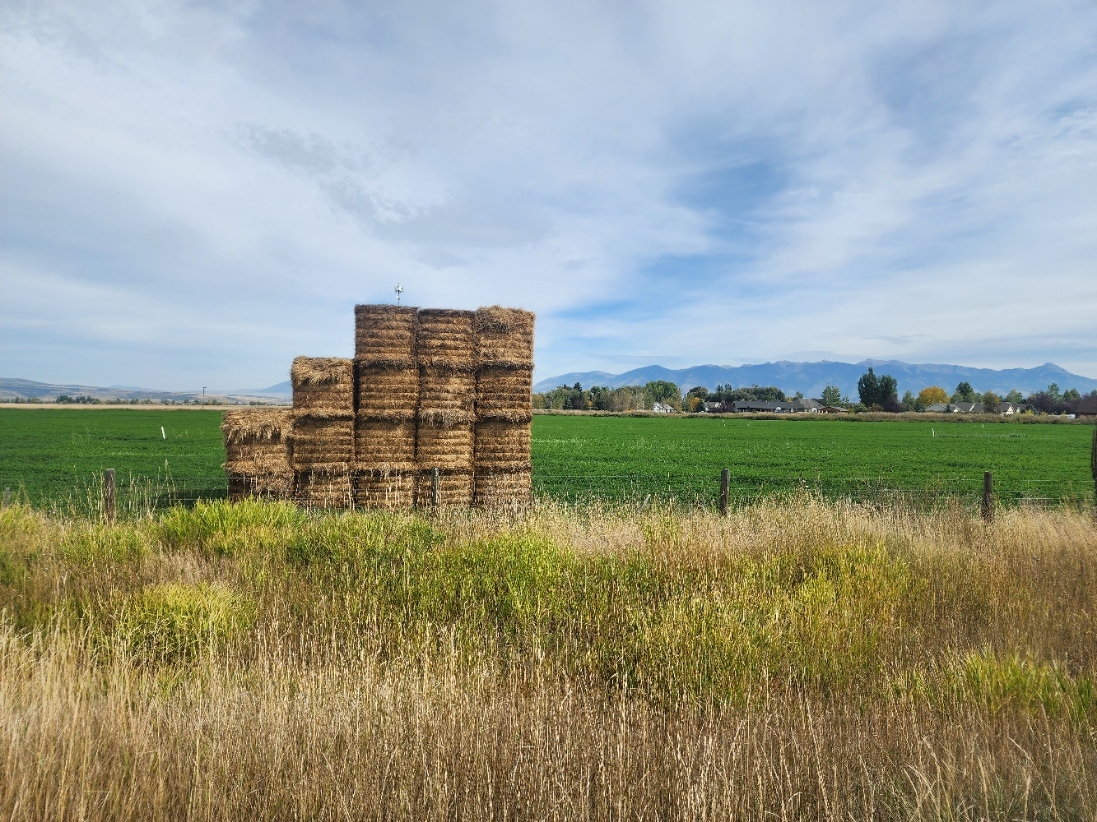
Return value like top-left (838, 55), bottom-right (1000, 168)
top-left (2, 0), bottom-right (1096, 391)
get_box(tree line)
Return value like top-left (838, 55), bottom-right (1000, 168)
top-left (534, 368), bottom-right (1095, 415)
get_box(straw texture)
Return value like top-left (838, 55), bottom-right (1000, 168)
top-left (293, 470), bottom-right (354, 509)
top-left (473, 468), bottom-right (532, 508)
top-left (222, 409), bottom-right (292, 476)
top-left (356, 363), bottom-right (418, 420)
top-left (415, 469), bottom-right (473, 508)
top-left (475, 366), bottom-right (532, 421)
top-left (475, 306), bottom-right (534, 367)
top-left (474, 420), bottom-right (532, 469)
top-left (419, 366), bottom-right (475, 419)
top-left (291, 357), bottom-right (354, 413)
top-left (288, 415), bottom-right (354, 472)
top-left (417, 309), bottom-right (475, 369)
top-left (228, 472), bottom-right (293, 502)
top-left (416, 422), bottom-right (474, 470)
top-left (354, 305), bottom-right (418, 363)
top-left (354, 417), bottom-right (416, 472)
top-left (355, 470), bottom-right (418, 510)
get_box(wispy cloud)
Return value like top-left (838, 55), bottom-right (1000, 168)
top-left (2, 0), bottom-right (1094, 388)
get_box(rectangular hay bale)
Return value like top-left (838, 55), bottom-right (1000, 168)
top-left (473, 469), bottom-right (532, 508)
top-left (414, 469), bottom-right (473, 508)
top-left (355, 470), bottom-right (418, 510)
top-left (474, 419), bottom-right (531, 469)
top-left (475, 306), bottom-right (534, 368)
top-left (228, 472), bottom-right (293, 502)
top-left (417, 309), bottom-right (475, 369)
top-left (293, 470), bottom-right (354, 509)
top-left (417, 421), bottom-right (474, 470)
top-left (289, 414), bottom-right (354, 472)
top-left (291, 357), bottom-right (354, 413)
top-left (354, 416), bottom-right (416, 471)
top-left (475, 366), bottom-right (532, 421)
top-left (356, 363), bottom-right (418, 419)
top-left (355, 304), bottom-right (418, 363)
top-left (419, 366), bottom-right (475, 421)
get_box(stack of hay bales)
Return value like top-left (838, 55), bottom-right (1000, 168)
top-left (222, 409), bottom-right (293, 500)
top-left (415, 309), bottom-right (476, 506)
top-left (353, 305), bottom-right (419, 508)
top-left (473, 306), bottom-right (534, 507)
top-left (288, 356), bottom-right (355, 508)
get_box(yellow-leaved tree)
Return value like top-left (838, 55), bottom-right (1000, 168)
top-left (917, 386), bottom-right (948, 408)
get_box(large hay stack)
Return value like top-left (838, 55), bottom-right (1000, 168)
top-left (472, 306), bottom-right (534, 507)
top-left (289, 357), bottom-right (354, 508)
top-left (224, 303), bottom-right (533, 510)
top-left (222, 409), bottom-right (293, 501)
top-left (415, 309), bottom-right (476, 507)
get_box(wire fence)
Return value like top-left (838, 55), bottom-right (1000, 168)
top-left (1, 470), bottom-right (1093, 519)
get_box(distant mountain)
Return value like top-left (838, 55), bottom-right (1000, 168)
top-left (533, 360), bottom-right (1097, 398)
top-left (0, 377), bottom-right (289, 404)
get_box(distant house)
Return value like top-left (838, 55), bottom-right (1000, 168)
top-left (925, 403), bottom-right (950, 413)
top-left (732, 401), bottom-right (788, 413)
top-left (791, 398), bottom-right (821, 412)
top-left (819, 405), bottom-right (848, 414)
top-left (996, 401), bottom-right (1023, 415)
top-left (702, 401), bottom-right (723, 413)
top-left (951, 402), bottom-right (984, 413)
top-left (651, 402), bottom-right (676, 413)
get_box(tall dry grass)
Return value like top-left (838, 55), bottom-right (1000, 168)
top-left (1, 497), bottom-right (1095, 819)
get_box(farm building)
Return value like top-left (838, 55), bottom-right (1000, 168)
top-left (224, 304), bottom-right (534, 509)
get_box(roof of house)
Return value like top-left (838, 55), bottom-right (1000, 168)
top-left (1075, 396), bottom-right (1097, 415)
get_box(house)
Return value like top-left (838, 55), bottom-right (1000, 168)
top-left (996, 401), bottom-right (1022, 415)
top-left (732, 401), bottom-right (789, 413)
top-left (651, 401), bottom-right (676, 413)
top-left (1074, 396), bottom-right (1097, 417)
top-left (951, 402), bottom-right (985, 414)
top-left (925, 403), bottom-right (950, 413)
top-left (791, 398), bottom-right (821, 412)
top-left (819, 405), bottom-right (848, 413)
top-left (702, 401), bottom-right (723, 413)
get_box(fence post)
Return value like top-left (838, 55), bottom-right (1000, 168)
top-left (1091, 426), bottom-right (1096, 521)
top-left (982, 471), bottom-right (993, 524)
top-left (431, 467), bottom-right (440, 510)
top-left (720, 468), bottom-right (730, 517)
top-left (104, 469), bottom-right (116, 525)
top-left (2, 487), bottom-right (9, 510)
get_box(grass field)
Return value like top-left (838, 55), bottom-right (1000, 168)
top-left (0, 408), bottom-right (1093, 510)
top-left (1, 499), bottom-right (1095, 819)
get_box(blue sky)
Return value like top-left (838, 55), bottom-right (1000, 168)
top-left (2, 0), bottom-right (1095, 390)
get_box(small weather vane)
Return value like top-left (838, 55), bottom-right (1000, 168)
top-left (394, 283), bottom-right (404, 305)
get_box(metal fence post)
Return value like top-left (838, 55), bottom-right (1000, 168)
top-left (982, 471), bottom-right (993, 524)
top-left (104, 469), bottom-right (116, 525)
top-left (720, 468), bottom-right (730, 517)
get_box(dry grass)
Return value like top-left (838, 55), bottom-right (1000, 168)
top-left (1, 498), bottom-right (1095, 820)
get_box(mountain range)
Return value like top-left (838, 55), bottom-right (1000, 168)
top-left (532, 360), bottom-right (1097, 399)
top-left (0, 377), bottom-right (290, 404)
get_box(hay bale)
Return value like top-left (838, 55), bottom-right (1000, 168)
top-left (417, 421), bottom-right (474, 470)
top-left (417, 309), bottom-right (475, 368)
top-left (473, 469), bottom-right (532, 508)
top-left (293, 470), bottom-right (354, 509)
top-left (474, 420), bottom-right (531, 469)
top-left (222, 409), bottom-right (292, 475)
top-left (475, 366), bottom-right (532, 421)
top-left (418, 366), bottom-right (475, 420)
top-left (288, 414), bottom-right (354, 472)
top-left (355, 469), bottom-right (417, 510)
top-left (475, 306), bottom-right (534, 367)
top-left (414, 469), bottom-right (472, 508)
top-left (355, 304), bottom-right (418, 363)
top-left (354, 416), bottom-right (416, 471)
top-left (291, 357), bottom-right (354, 413)
top-left (356, 363), bottom-right (418, 420)
top-left (228, 472), bottom-right (293, 502)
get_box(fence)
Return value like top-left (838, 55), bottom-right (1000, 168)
top-left (1, 468), bottom-right (1094, 521)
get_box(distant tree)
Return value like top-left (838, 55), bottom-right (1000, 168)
top-left (1047, 383), bottom-right (1062, 402)
top-left (857, 369), bottom-right (880, 407)
top-left (952, 381), bottom-right (976, 403)
top-left (1063, 388), bottom-right (1081, 401)
top-left (917, 386), bottom-right (948, 408)
top-left (644, 380), bottom-right (681, 408)
top-left (981, 391), bottom-right (1001, 408)
top-left (1004, 389), bottom-right (1024, 404)
top-left (901, 390), bottom-right (916, 411)
top-left (820, 385), bottom-right (842, 407)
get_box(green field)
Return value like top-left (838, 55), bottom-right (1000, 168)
top-left (0, 409), bottom-right (1093, 510)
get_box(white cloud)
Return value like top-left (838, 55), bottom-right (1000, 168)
top-left (1, 0), bottom-right (1095, 387)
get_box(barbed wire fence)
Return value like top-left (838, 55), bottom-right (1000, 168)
top-left (1, 468), bottom-right (1093, 521)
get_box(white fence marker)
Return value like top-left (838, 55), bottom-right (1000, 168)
top-left (161, 426), bottom-right (166, 440)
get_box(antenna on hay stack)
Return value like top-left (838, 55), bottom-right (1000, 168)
top-left (394, 283), bottom-right (404, 305)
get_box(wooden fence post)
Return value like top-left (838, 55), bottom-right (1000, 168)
top-left (104, 469), bottom-right (116, 525)
top-left (2, 487), bottom-right (9, 510)
top-left (1091, 426), bottom-right (1096, 521)
top-left (720, 468), bottom-right (730, 517)
top-left (431, 467), bottom-right (440, 510)
top-left (982, 471), bottom-right (993, 524)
